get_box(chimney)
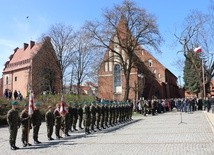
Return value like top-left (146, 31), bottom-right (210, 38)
top-left (14, 47), bottom-right (19, 53)
top-left (24, 43), bottom-right (28, 50)
top-left (30, 41), bottom-right (35, 49)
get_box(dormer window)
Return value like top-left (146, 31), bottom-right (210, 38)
top-left (148, 59), bottom-right (153, 67)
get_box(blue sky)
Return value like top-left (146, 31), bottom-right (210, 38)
top-left (0, 0), bottom-right (211, 85)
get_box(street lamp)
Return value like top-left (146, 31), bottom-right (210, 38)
top-left (202, 59), bottom-right (206, 98)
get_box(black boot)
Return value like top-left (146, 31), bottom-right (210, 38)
top-left (87, 128), bottom-right (91, 134)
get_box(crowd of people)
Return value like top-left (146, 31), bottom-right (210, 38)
top-left (6, 99), bottom-right (133, 150)
top-left (7, 95), bottom-right (214, 151)
top-left (135, 97), bottom-right (214, 116)
top-left (4, 89), bottom-right (23, 101)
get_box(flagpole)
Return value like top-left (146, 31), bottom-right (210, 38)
top-left (28, 90), bottom-right (34, 145)
top-left (202, 59), bottom-right (206, 98)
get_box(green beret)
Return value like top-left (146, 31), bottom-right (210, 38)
top-left (11, 101), bottom-right (18, 105)
top-left (34, 102), bottom-right (40, 106)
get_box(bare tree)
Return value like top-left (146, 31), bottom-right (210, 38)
top-left (175, 9), bottom-right (214, 97)
top-left (71, 29), bottom-right (99, 96)
top-left (45, 23), bottom-right (76, 93)
top-left (84, 0), bottom-right (162, 100)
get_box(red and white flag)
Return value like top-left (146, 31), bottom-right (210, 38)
top-left (28, 91), bottom-right (35, 115)
top-left (60, 95), bottom-right (67, 116)
top-left (194, 46), bottom-right (202, 53)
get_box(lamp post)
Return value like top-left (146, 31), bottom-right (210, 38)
top-left (194, 46), bottom-right (206, 98)
top-left (202, 59), bottom-right (206, 98)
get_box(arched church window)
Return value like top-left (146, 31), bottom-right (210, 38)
top-left (114, 64), bottom-right (122, 93)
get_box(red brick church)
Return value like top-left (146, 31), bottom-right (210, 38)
top-left (98, 18), bottom-right (181, 101)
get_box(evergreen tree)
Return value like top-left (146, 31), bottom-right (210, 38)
top-left (183, 50), bottom-right (202, 95)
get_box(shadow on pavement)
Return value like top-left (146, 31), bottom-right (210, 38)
top-left (18, 119), bottom-right (142, 150)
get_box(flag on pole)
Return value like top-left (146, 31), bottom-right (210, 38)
top-left (28, 90), bottom-right (35, 115)
top-left (194, 46), bottom-right (202, 53)
top-left (60, 95), bottom-right (67, 116)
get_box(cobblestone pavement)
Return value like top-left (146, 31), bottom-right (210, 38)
top-left (1, 111), bottom-right (214, 155)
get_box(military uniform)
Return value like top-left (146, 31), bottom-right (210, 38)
top-left (67, 104), bottom-right (73, 132)
top-left (100, 104), bottom-right (105, 129)
top-left (96, 104), bottom-right (101, 130)
top-left (104, 104), bottom-right (109, 128)
top-left (77, 104), bottom-right (84, 129)
top-left (72, 104), bottom-right (78, 131)
top-left (90, 103), bottom-right (96, 132)
top-left (63, 110), bottom-right (71, 136)
top-left (83, 104), bottom-right (91, 134)
top-left (45, 106), bottom-right (55, 140)
top-left (7, 101), bottom-right (21, 150)
top-left (31, 102), bottom-right (43, 144)
top-left (20, 104), bottom-right (32, 147)
top-left (54, 105), bottom-right (62, 139)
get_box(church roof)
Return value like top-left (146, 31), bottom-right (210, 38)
top-left (3, 41), bottom-right (42, 73)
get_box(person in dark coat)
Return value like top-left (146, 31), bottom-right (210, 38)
top-left (13, 90), bottom-right (18, 100)
top-left (7, 101), bottom-right (21, 150)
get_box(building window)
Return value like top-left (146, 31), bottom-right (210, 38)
top-left (104, 62), bottom-right (108, 72)
top-left (6, 76), bottom-right (9, 84)
top-left (114, 64), bottom-right (122, 93)
top-left (148, 59), bottom-right (153, 67)
top-left (15, 76), bottom-right (17, 81)
top-left (158, 73), bottom-right (161, 78)
top-left (153, 69), bottom-right (156, 74)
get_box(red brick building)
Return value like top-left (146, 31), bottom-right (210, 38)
top-left (98, 18), bottom-right (181, 101)
top-left (0, 78), bottom-right (3, 97)
top-left (2, 37), bottom-right (61, 98)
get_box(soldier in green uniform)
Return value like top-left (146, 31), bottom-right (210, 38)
top-left (100, 102), bottom-right (105, 129)
top-left (72, 103), bottom-right (78, 131)
top-left (67, 102), bottom-right (73, 132)
top-left (78, 103), bottom-right (84, 129)
top-left (83, 103), bottom-right (91, 134)
top-left (7, 101), bottom-right (21, 150)
top-left (20, 103), bottom-right (32, 147)
top-left (31, 102), bottom-right (43, 144)
top-left (104, 102), bottom-right (109, 128)
top-left (112, 103), bottom-right (116, 126)
top-left (63, 107), bottom-right (71, 137)
top-left (45, 106), bottom-right (55, 140)
top-left (96, 102), bottom-right (101, 130)
top-left (90, 102), bottom-right (96, 132)
top-left (54, 103), bottom-right (62, 139)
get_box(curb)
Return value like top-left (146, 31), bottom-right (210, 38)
top-left (204, 111), bottom-right (214, 134)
